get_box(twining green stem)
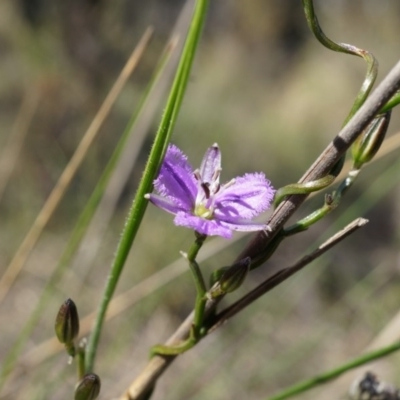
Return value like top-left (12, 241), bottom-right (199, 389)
top-left (151, 233), bottom-right (207, 356)
top-left (302, 0), bottom-right (378, 123)
top-left (283, 109), bottom-right (390, 236)
top-left (379, 90), bottom-right (400, 113)
top-left (151, 336), bottom-right (197, 356)
top-left (283, 171), bottom-right (356, 236)
top-left (273, 0), bottom-right (379, 219)
top-left (84, 0), bottom-right (209, 373)
top-left (266, 340), bottom-right (400, 400)
top-left (273, 175), bottom-right (334, 209)
top-left (274, 153), bottom-right (344, 208)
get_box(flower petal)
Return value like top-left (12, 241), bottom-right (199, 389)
top-left (154, 145), bottom-right (197, 210)
top-left (146, 194), bottom-right (185, 215)
top-left (215, 173), bottom-right (275, 220)
top-left (199, 143), bottom-right (221, 184)
top-left (174, 212), bottom-right (233, 238)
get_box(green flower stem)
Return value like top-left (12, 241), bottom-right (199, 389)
top-left (284, 198), bottom-right (336, 236)
top-left (84, 0), bottom-right (209, 373)
top-left (187, 233), bottom-right (207, 335)
top-left (151, 234), bottom-right (207, 356)
top-left (77, 344), bottom-right (86, 380)
top-left (266, 340), bottom-right (400, 400)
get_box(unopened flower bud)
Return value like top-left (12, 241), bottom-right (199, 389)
top-left (75, 373), bottom-right (101, 400)
top-left (209, 266), bottom-right (230, 288)
top-left (55, 298), bottom-right (80, 356)
top-left (352, 111), bottom-right (391, 169)
top-left (208, 258), bottom-right (251, 298)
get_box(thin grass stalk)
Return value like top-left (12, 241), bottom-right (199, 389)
top-left (84, 0), bottom-right (210, 374)
top-left (0, 28), bottom-right (153, 306)
top-left (0, 89), bottom-right (39, 203)
top-left (0, 29), bottom-right (156, 394)
top-left (70, 37), bottom-right (179, 284)
top-left (72, 1), bottom-right (194, 282)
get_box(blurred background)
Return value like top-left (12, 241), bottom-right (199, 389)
top-left (1, 0), bottom-right (400, 399)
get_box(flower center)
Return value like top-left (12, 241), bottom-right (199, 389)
top-left (194, 203), bottom-right (213, 219)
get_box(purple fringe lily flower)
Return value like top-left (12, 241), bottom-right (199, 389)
top-left (145, 144), bottom-right (275, 239)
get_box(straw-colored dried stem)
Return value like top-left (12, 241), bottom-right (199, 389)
top-left (0, 27), bottom-right (153, 305)
top-left (0, 90), bottom-right (39, 202)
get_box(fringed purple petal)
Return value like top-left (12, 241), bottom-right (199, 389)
top-left (214, 173), bottom-right (275, 220)
top-left (199, 143), bottom-right (221, 183)
top-left (146, 194), bottom-right (186, 215)
top-left (174, 212), bottom-right (233, 238)
top-left (154, 145), bottom-right (197, 210)
top-left (147, 143), bottom-right (275, 239)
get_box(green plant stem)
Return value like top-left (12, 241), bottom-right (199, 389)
top-left (266, 340), bottom-right (400, 400)
top-left (84, 0), bottom-right (209, 373)
top-left (302, 0), bottom-right (378, 123)
top-left (380, 90), bottom-right (400, 112)
top-left (151, 234), bottom-right (207, 356)
top-left (186, 234), bottom-right (207, 335)
top-left (77, 345), bottom-right (86, 380)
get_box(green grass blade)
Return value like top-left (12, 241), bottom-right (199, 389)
top-left (84, 0), bottom-right (210, 373)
